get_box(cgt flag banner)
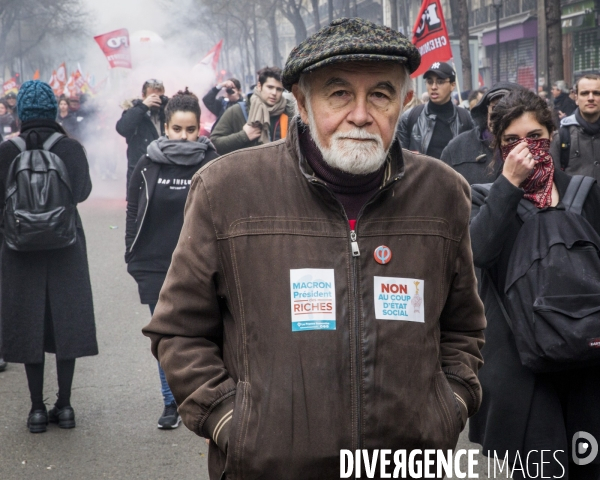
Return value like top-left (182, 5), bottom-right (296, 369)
top-left (94, 28), bottom-right (132, 69)
top-left (410, 0), bottom-right (453, 78)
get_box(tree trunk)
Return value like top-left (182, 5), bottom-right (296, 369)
top-left (311, 0), bottom-right (320, 31)
top-left (267, 6), bottom-right (283, 67)
top-left (328, 0), bottom-right (333, 23)
top-left (252, 3), bottom-right (260, 71)
top-left (350, 0), bottom-right (357, 16)
top-left (456, 0), bottom-right (472, 91)
top-left (341, 0), bottom-right (350, 17)
top-left (279, 0), bottom-right (308, 45)
top-left (546, 0), bottom-right (564, 84)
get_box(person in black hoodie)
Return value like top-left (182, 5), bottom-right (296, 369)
top-left (125, 88), bottom-right (218, 430)
top-left (441, 82), bottom-right (523, 185)
top-left (0, 81), bottom-right (96, 433)
top-left (116, 79), bottom-right (167, 188)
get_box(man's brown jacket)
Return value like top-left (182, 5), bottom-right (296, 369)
top-left (143, 121), bottom-right (486, 479)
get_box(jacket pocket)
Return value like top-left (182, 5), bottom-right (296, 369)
top-left (433, 371), bottom-right (462, 443)
top-left (223, 381), bottom-right (250, 478)
top-left (533, 294), bottom-right (600, 366)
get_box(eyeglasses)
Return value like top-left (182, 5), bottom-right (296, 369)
top-left (425, 78), bottom-right (450, 86)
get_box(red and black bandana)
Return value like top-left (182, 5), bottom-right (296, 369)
top-left (500, 138), bottom-right (554, 209)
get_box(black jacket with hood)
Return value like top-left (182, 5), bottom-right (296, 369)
top-left (550, 110), bottom-right (600, 182)
top-left (125, 136), bottom-right (218, 304)
top-left (440, 82), bottom-right (522, 185)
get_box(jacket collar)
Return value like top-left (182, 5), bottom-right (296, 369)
top-left (286, 116), bottom-right (405, 188)
top-left (20, 119), bottom-right (67, 135)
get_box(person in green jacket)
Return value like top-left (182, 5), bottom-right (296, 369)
top-left (210, 66), bottom-right (295, 155)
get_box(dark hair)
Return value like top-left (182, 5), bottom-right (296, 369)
top-left (164, 87), bottom-right (201, 125)
top-left (228, 78), bottom-right (241, 90)
top-left (489, 89), bottom-right (555, 149)
top-left (58, 95), bottom-right (71, 108)
top-left (257, 66), bottom-right (282, 86)
top-left (575, 74), bottom-right (600, 93)
top-left (0, 98), bottom-right (10, 110)
top-left (468, 90), bottom-right (481, 102)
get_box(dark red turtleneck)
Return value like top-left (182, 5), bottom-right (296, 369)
top-left (299, 128), bottom-right (385, 229)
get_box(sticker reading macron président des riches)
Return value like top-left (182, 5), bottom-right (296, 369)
top-left (374, 276), bottom-right (425, 322)
top-left (290, 269), bottom-right (336, 331)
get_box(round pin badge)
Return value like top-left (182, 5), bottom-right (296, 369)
top-left (374, 246), bottom-right (392, 265)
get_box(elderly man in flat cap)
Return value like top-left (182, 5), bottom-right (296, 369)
top-left (143, 18), bottom-right (485, 479)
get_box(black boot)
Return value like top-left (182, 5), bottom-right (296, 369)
top-left (27, 407), bottom-right (48, 433)
top-left (48, 405), bottom-right (76, 429)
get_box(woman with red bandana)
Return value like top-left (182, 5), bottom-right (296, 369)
top-left (468, 89), bottom-right (600, 480)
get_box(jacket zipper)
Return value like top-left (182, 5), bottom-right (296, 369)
top-left (308, 172), bottom-right (402, 450)
top-left (130, 168), bottom-right (150, 252)
top-left (349, 227), bottom-right (362, 449)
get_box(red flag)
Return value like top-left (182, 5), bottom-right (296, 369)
top-left (32, 69), bottom-right (40, 80)
top-left (94, 29), bottom-right (132, 69)
top-left (199, 40), bottom-right (223, 71)
top-left (3, 77), bottom-right (18, 96)
top-left (49, 71), bottom-right (63, 96)
top-left (410, 0), bottom-right (453, 78)
top-left (56, 63), bottom-right (67, 86)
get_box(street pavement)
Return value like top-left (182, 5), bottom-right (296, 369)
top-left (0, 174), bottom-right (506, 479)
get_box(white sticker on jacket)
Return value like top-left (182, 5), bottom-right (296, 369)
top-left (290, 269), bottom-right (336, 331)
top-left (374, 276), bottom-right (425, 322)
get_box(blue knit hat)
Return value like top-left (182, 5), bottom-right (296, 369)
top-left (17, 80), bottom-right (58, 123)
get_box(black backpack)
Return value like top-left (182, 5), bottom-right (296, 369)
top-left (479, 175), bottom-right (600, 372)
top-left (3, 132), bottom-right (77, 251)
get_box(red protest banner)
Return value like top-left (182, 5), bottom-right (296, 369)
top-left (3, 77), bottom-right (18, 95)
top-left (198, 40), bottom-right (223, 71)
top-left (410, 0), bottom-right (453, 78)
top-left (94, 28), bottom-right (132, 69)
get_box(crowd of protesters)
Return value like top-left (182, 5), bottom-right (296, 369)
top-left (0, 17), bottom-right (599, 480)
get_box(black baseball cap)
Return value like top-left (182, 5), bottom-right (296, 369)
top-left (423, 62), bottom-right (456, 82)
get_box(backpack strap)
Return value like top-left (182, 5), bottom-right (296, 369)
top-left (9, 137), bottom-right (26, 152)
top-left (559, 126), bottom-right (571, 171)
top-left (239, 101), bottom-right (248, 122)
top-left (561, 175), bottom-right (596, 215)
top-left (42, 133), bottom-right (64, 151)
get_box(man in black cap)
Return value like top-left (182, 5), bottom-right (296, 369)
top-left (398, 61), bottom-right (473, 158)
top-left (143, 18), bottom-right (485, 479)
top-left (441, 82), bottom-right (524, 185)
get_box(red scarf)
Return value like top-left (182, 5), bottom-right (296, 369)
top-left (500, 138), bottom-right (554, 209)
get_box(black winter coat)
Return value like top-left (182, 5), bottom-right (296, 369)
top-left (468, 171), bottom-right (600, 466)
top-left (440, 128), bottom-right (501, 185)
top-left (115, 100), bottom-right (164, 170)
top-left (0, 120), bottom-right (97, 364)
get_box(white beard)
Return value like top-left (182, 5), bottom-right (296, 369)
top-left (306, 108), bottom-right (390, 175)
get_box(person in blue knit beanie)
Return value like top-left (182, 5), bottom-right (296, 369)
top-left (0, 78), bottom-right (97, 434)
top-left (16, 80), bottom-right (58, 123)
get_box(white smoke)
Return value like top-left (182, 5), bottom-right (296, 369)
top-left (75, 0), bottom-right (219, 199)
